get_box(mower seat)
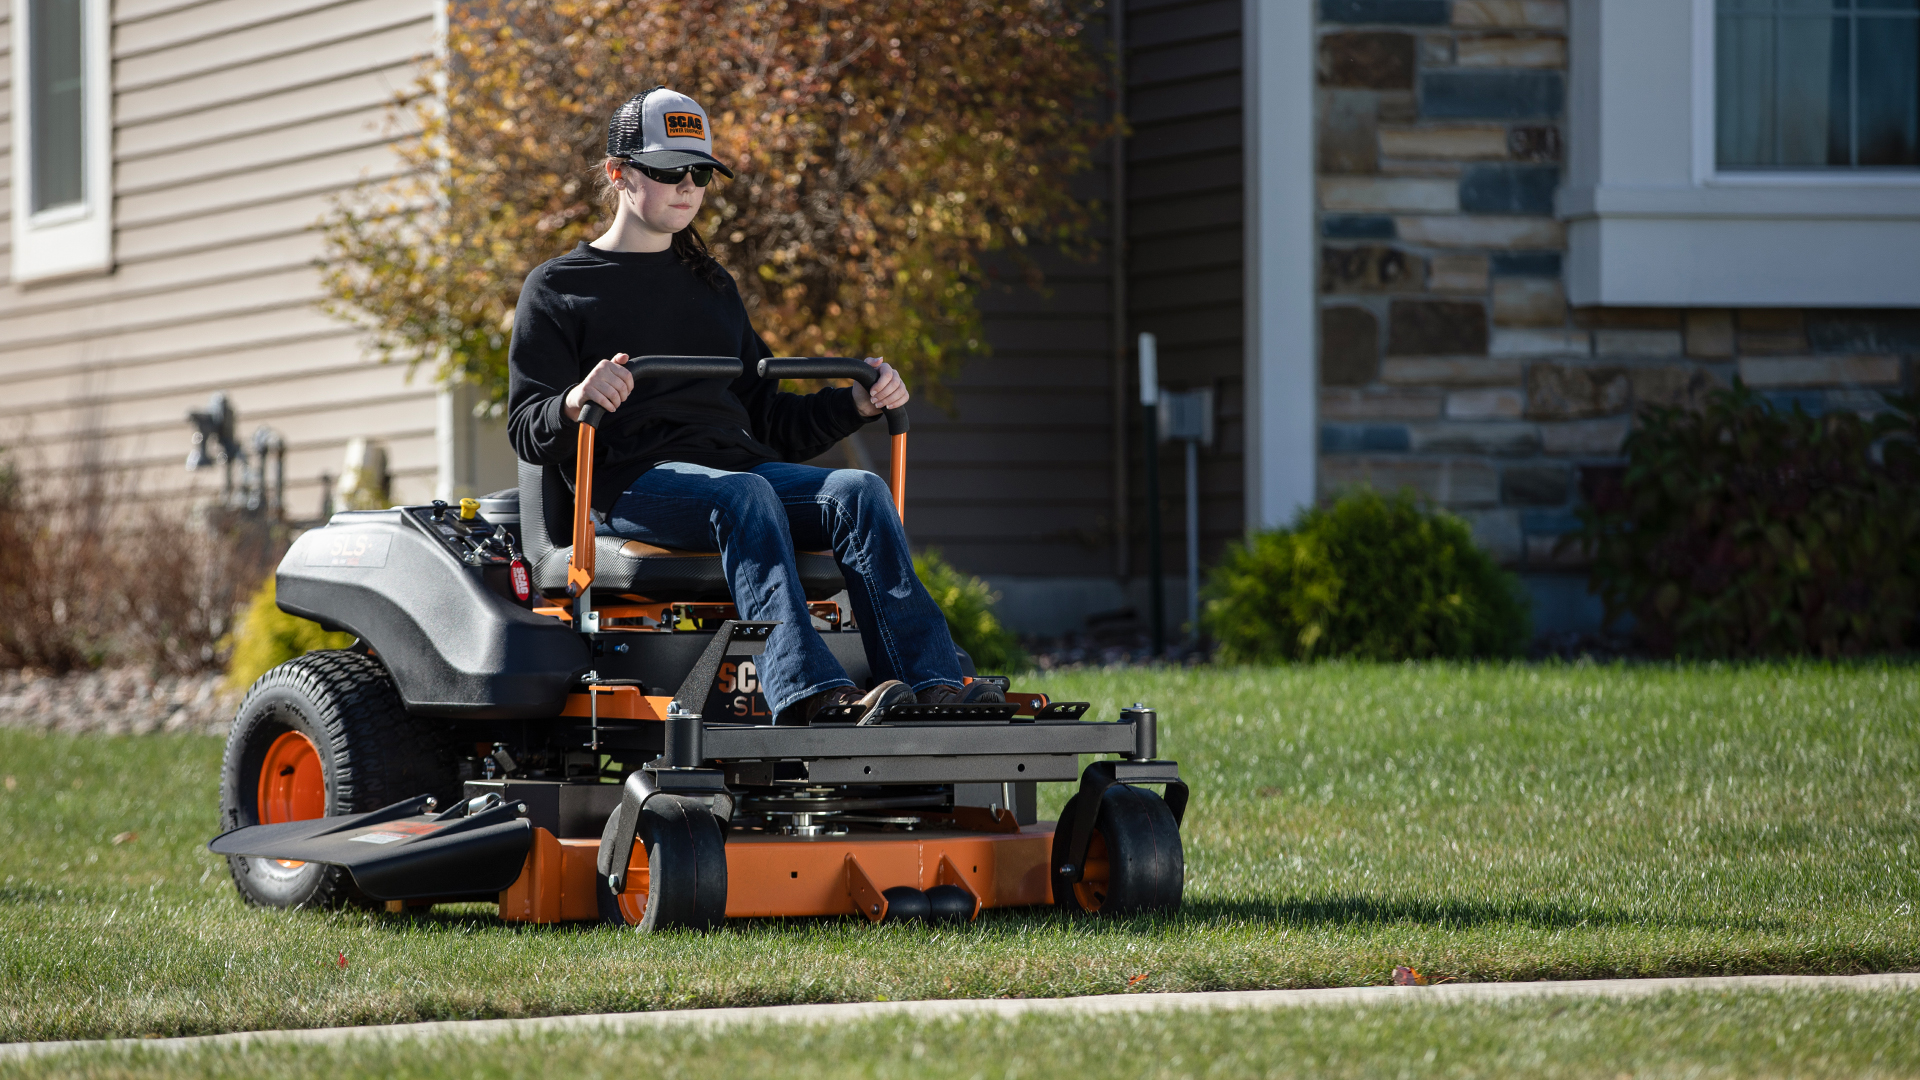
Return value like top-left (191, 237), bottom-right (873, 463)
top-left (515, 460), bottom-right (846, 603)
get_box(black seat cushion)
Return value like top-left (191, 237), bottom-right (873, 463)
top-left (516, 460), bottom-right (845, 602)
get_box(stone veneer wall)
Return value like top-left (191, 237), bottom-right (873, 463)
top-left (1313, 0), bottom-right (1919, 635)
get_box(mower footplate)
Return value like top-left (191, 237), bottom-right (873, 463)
top-left (209, 795), bottom-right (532, 901)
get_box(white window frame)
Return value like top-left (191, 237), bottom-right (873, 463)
top-left (1561, 0), bottom-right (1920, 308)
top-left (9, 0), bottom-right (114, 284)
top-left (1689, 0), bottom-right (1920, 187)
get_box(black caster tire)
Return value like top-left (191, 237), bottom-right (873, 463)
top-left (1050, 784), bottom-right (1184, 915)
top-left (218, 650), bottom-right (457, 910)
top-left (598, 795), bottom-right (728, 931)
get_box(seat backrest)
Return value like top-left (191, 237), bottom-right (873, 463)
top-left (516, 459), bottom-right (578, 565)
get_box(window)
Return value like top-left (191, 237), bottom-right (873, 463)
top-left (9, 0), bottom-right (111, 282)
top-left (1717, 0), bottom-right (1920, 169)
top-left (29, 0), bottom-right (87, 214)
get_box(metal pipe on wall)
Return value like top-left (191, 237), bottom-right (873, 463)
top-left (1108, 0), bottom-right (1130, 581)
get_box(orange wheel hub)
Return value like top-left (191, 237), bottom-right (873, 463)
top-left (256, 731), bottom-right (325, 867)
top-left (1072, 828), bottom-right (1110, 912)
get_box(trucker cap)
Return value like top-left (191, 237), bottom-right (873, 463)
top-left (605, 87), bottom-right (735, 178)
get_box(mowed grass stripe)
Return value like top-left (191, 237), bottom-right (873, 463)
top-left (12, 990), bottom-right (1920, 1079)
top-left (0, 662), bottom-right (1915, 1042)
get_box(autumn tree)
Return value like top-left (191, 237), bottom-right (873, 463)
top-left (323, 0), bottom-right (1111, 409)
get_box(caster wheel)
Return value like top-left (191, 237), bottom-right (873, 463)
top-left (1050, 784), bottom-right (1184, 915)
top-left (598, 795), bottom-right (729, 931)
top-left (218, 651), bottom-right (455, 910)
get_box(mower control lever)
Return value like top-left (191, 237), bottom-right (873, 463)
top-left (758, 357), bottom-right (912, 523)
top-left (755, 357), bottom-right (910, 437)
top-left (569, 355), bottom-right (744, 605)
top-left (576, 355), bottom-right (743, 429)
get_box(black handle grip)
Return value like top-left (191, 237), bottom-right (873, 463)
top-left (756, 357), bottom-right (909, 435)
top-left (577, 355), bottom-right (744, 428)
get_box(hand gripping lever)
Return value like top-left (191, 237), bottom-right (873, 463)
top-left (757, 357), bottom-right (911, 522)
top-left (568, 356), bottom-right (743, 609)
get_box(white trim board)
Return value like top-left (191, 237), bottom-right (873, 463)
top-left (1562, 0), bottom-right (1920, 308)
top-left (1243, 0), bottom-right (1317, 532)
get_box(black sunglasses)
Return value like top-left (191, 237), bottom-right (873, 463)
top-left (630, 162), bottom-right (714, 187)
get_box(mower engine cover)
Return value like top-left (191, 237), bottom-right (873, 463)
top-left (277, 509), bottom-right (589, 718)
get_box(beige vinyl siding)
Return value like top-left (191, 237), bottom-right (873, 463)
top-left (0, 0), bottom-right (441, 515)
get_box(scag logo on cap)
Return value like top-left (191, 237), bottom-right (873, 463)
top-left (663, 112), bottom-right (706, 140)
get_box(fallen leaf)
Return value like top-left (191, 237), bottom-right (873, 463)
top-left (337, 951), bottom-right (348, 970)
top-left (1393, 965), bottom-right (1429, 986)
top-left (111, 832), bottom-right (138, 845)
top-left (4, 776), bottom-right (15, 791)
top-left (1127, 973), bottom-right (1149, 987)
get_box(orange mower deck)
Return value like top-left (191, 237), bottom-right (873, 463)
top-left (501, 822), bottom-right (1055, 924)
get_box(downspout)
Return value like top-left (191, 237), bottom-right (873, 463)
top-left (1109, 1), bottom-right (1130, 579)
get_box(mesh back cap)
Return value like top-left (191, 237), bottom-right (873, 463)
top-left (606, 87), bottom-right (734, 177)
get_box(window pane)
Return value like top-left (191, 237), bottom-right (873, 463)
top-left (1719, 15), bottom-right (1850, 165)
top-left (29, 0), bottom-right (86, 213)
top-left (1856, 16), bottom-right (1920, 163)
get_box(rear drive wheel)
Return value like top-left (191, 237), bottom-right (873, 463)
top-left (598, 795), bottom-right (728, 931)
top-left (1050, 784), bottom-right (1184, 915)
top-left (218, 650), bottom-right (457, 909)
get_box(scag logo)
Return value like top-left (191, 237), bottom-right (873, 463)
top-left (715, 660), bottom-right (769, 718)
top-left (663, 112), bottom-right (706, 140)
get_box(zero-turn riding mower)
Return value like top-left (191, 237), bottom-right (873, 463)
top-left (209, 357), bottom-right (1188, 929)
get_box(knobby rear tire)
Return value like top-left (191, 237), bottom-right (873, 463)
top-left (218, 650), bottom-right (457, 910)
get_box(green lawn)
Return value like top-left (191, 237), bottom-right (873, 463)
top-left (0, 662), bottom-right (1915, 1043)
top-left (16, 991), bottom-right (1920, 1079)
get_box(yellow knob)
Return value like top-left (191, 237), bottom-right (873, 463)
top-left (459, 498), bottom-right (479, 520)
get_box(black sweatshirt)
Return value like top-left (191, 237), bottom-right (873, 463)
top-left (506, 242), bottom-right (873, 523)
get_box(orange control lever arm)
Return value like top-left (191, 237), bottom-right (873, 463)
top-left (566, 416), bottom-right (596, 597)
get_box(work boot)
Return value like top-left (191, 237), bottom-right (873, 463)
top-left (782, 684), bottom-right (864, 725)
top-left (916, 681), bottom-right (1007, 706)
top-left (851, 680), bottom-right (917, 725)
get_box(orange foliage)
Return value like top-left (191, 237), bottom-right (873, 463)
top-left (323, 0), bottom-right (1112, 409)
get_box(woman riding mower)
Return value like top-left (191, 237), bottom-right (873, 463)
top-left (507, 87), bottom-right (1000, 725)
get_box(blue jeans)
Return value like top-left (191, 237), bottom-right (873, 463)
top-left (599, 461), bottom-right (963, 717)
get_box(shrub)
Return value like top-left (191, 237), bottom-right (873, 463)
top-left (1572, 384), bottom-right (1920, 658)
top-left (1201, 488), bottom-right (1530, 663)
top-left (224, 576), bottom-right (355, 690)
top-left (0, 453), bottom-right (282, 675)
top-left (0, 460), bottom-right (114, 672)
top-left (914, 549), bottom-right (1029, 674)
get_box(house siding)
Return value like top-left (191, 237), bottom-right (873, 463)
top-left (0, 0), bottom-right (442, 512)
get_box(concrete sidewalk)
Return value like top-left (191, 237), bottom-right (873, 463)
top-left (6, 973), bottom-right (1917, 1062)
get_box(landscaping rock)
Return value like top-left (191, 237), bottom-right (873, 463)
top-left (0, 669), bottom-right (238, 737)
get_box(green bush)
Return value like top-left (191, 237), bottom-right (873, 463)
top-left (1573, 384), bottom-right (1920, 657)
top-left (1201, 488), bottom-right (1530, 663)
top-left (224, 575), bottom-right (355, 690)
top-left (914, 548), bottom-right (1029, 674)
